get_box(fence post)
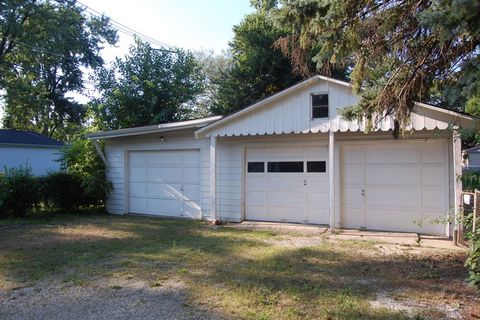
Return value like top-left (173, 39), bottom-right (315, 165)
top-left (474, 189), bottom-right (479, 234)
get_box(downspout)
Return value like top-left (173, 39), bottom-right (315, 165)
top-left (92, 139), bottom-right (108, 167)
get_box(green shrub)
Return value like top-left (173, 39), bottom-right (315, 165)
top-left (0, 166), bottom-right (40, 217)
top-left (59, 139), bottom-right (111, 207)
top-left (466, 229), bottom-right (480, 289)
top-left (39, 172), bottom-right (84, 211)
top-left (461, 171), bottom-right (480, 191)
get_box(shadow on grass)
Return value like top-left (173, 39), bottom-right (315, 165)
top-left (0, 215), bottom-right (471, 320)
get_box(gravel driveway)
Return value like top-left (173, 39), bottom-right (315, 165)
top-left (0, 278), bottom-right (218, 320)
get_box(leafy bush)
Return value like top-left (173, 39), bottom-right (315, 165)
top-left (59, 139), bottom-right (111, 206)
top-left (0, 166), bottom-right (40, 217)
top-left (461, 171), bottom-right (480, 192)
top-left (466, 229), bottom-right (480, 289)
top-left (39, 172), bottom-right (84, 212)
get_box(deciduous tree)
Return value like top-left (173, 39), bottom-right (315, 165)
top-left (1, 0), bottom-right (117, 140)
top-left (210, 8), bottom-right (304, 115)
top-left (91, 38), bottom-right (204, 130)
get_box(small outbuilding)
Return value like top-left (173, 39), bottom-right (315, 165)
top-left (462, 146), bottom-right (480, 171)
top-left (88, 76), bottom-right (476, 236)
top-left (0, 129), bottom-right (64, 175)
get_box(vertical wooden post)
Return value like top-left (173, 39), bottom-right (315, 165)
top-left (453, 129), bottom-right (462, 243)
top-left (474, 189), bottom-right (479, 234)
top-left (210, 135), bottom-right (217, 222)
top-left (329, 130), bottom-right (335, 232)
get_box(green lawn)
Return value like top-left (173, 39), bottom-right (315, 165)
top-left (0, 214), bottom-right (477, 319)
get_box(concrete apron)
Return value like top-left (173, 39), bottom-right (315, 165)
top-left (225, 221), bottom-right (465, 251)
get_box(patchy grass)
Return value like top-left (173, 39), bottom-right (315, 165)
top-left (0, 215), bottom-right (478, 319)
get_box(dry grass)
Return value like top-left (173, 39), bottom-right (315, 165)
top-left (0, 214), bottom-right (478, 319)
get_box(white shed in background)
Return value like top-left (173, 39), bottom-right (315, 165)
top-left (463, 146), bottom-right (480, 171)
top-left (88, 76), bottom-right (476, 236)
top-left (0, 130), bottom-right (64, 176)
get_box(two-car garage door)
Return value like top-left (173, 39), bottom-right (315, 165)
top-left (128, 150), bottom-right (202, 219)
top-left (341, 141), bottom-right (448, 235)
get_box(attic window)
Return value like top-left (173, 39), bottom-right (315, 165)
top-left (311, 94), bottom-right (329, 119)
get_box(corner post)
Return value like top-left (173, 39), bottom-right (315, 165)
top-left (329, 129), bottom-right (335, 232)
top-left (452, 128), bottom-right (462, 242)
top-left (210, 135), bottom-right (217, 221)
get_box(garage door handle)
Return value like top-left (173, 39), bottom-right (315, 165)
top-left (361, 189), bottom-right (365, 196)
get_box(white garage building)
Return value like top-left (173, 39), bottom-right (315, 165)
top-left (88, 76), bottom-right (475, 236)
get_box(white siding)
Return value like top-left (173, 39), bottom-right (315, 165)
top-left (216, 140), bottom-right (243, 221)
top-left (198, 79), bottom-right (472, 138)
top-left (104, 133), bottom-right (212, 219)
top-left (0, 146), bottom-right (62, 175)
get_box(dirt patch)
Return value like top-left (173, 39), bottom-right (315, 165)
top-left (370, 290), bottom-right (463, 319)
top-left (0, 277), bottom-right (219, 320)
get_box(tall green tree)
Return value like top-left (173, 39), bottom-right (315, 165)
top-left (0, 0), bottom-right (118, 140)
top-left (271, 0), bottom-right (480, 130)
top-left (91, 38), bottom-right (204, 130)
top-left (194, 49), bottom-right (232, 117)
top-left (210, 7), bottom-right (304, 115)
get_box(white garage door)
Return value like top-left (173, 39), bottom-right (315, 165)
top-left (128, 149), bottom-right (201, 219)
top-left (245, 146), bottom-right (329, 224)
top-left (341, 140), bottom-right (448, 235)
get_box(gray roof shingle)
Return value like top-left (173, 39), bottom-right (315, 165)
top-left (0, 130), bottom-right (64, 146)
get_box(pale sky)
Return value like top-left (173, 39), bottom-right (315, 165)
top-left (82, 0), bottom-right (254, 61)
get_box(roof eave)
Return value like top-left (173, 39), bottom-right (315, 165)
top-left (414, 102), bottom-right (477, 122)
top-left (0, 143), bottom-right (64, 148)
top-left (88, 116), bottom-right (223, 140)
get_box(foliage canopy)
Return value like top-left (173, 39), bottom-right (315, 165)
top-left (0, 0), bottom-right (118, 140)
top-left (210, 10), bottom-right (304, 115)
top-left (91, 38), bottom-right (204, 130)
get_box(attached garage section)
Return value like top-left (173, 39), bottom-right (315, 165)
top-left (245, 145), bottom-right (329, 224)
top-left (340, 140), bottom-right (449, 234)
top-left (128, 149), bottom-right (202, 219)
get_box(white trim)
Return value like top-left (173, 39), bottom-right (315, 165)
top-left (414, 102), bottom-right (475, 121)
top-left (452, 130), bottom-right (462, 235)
top-left (88, 116), bottom-right (222, 140)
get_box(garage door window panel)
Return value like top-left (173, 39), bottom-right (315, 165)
top-left (267, 161), bottom-right (304, 172)
top-left (307, 161), bottom-right (326, 173)
top-left (248, 162), bottom-right (265, 172)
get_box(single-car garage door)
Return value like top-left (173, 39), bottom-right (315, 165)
top-left (341, 140), bottom-right (448, 235)
top-left (245, 145), bottom-right (329, 224)
top-left (128, 149), bottom-right (201, 218)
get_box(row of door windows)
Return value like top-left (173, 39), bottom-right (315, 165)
top-left (247, 161), bottom-right (326, 173)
